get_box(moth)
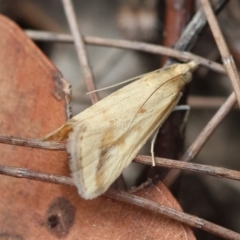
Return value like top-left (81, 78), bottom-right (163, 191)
top-left (44, 61), bottom-right (198, 199)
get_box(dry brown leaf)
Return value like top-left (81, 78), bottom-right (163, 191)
top-left (0, 14), bottom-right (195, 239)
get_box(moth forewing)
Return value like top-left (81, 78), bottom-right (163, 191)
top-left (43, 61), bottom-right (198, 199)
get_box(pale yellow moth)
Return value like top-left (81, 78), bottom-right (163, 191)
top-left (44, 61), bottom-right (198, 199)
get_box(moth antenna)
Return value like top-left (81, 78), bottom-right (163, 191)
top-left (87, 69), bottom-right (160, 94)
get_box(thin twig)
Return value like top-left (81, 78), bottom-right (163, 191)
top-left (201, 0), bottom-right (240, 108)
top-left (0, 135), bottom-right (65, 150)
top-left (25, 30), bottom-right (225, 74)
top-left (0, 165), bottom-right (73, 186)
top-left (164, 92), bottom-right (236, 186)
top-left (107, 191), bottom-right (240, 240)
top-left (61, 0), bottom-right (99, 104)
top-left (1, 133), bottom-right (240, 183)
top-left (0, 165), bottom-right (239, 240)
top-left (168, 0), bottom-right (228, 52)
top-left (61, 0), bottom-right (127, 188)
top-left (135, 155), bottom-right (240, 181)
top-left (188, 96), bottom-right (237, 109)
top-left (184, 93), bottom-right (236, 160)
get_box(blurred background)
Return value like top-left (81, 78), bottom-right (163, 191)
top-left (1, 0), bottom-right (240, 239)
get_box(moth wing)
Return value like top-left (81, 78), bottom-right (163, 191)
top-left (44, 63), bottom-right (192, 199)
top-left (67, 87), bottom-right (181, 199)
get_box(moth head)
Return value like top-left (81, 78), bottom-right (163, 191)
top-left (181, 61), bottom-right (199, 85)
top-left (188, 60), bottom-right (199, 72)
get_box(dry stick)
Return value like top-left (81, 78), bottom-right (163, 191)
top-left (60, 0), bottom-right (127, 190)
top-left (61, 0), bottom-right (99, 104)
top-left (188, 96), bottom-right (238, 109)
top-left (0, 166), bottom-right (74, 186)
top-left (167, 0), bottom-right (227, 52)
top-left (61, 0), bottom-right (126, 189)
top-left (25, 0), bottom-right (227, 75)
top-left (201, 0), bottom-right (240, 108)
top-left (26, 32), bottom-right (236, 110)
top-left (25, 30), bottom-right (225, 75)
top-left (184, 93), bottom-right (236, 161)
top-left (164, 92), bottom-right (236, 186)
top-left (0, 135), bottom-right (65, 151)
top-left (107, 191), bottom-right (239, 240)
top-left (84, 36), bottom-right (225, 73)
top-left (25, 0), bottom-right (226, 73)
top-left (135, 155), bottom-right (240, 181)
top-left (0, 165), bottom-right (239, 240)
top-left (1, 134), bottom-right (240, 182)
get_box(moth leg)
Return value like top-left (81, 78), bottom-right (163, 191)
top-left (150, 129), bottom-right (159, 167)
top-left (173, 105), bottom-right (190, 134)
top-left (173, 104), bottom-right (190, 112)
top-left (151, 105), bottom-right (190, 167)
